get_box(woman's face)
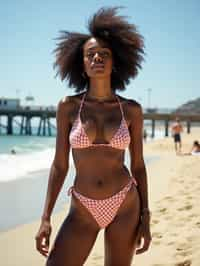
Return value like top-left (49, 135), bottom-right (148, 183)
top-left (83, 37), bottom-right (113, 78)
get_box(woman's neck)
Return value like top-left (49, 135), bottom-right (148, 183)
top-left (87, 77), bottom-right (114, 100)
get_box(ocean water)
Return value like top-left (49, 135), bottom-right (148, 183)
top-left (0, 135), bottom-right (56, 182)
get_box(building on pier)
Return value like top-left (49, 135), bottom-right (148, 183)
top-left (0, 98), bottom-right (20, 109)
top-left (0, 97), bottom-right (56, 136)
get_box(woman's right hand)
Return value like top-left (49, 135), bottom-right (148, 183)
top-left (35, 220), bottom-right (52, 257)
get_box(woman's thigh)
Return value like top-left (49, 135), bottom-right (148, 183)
top-left (46, 205), bottom-right (100, 266)
top-left (104, 186), bottom-right (141, 266)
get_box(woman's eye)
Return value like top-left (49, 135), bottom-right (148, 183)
top-left (86, 51), bottom-right (111, 59)
top-left (101, 51), bottom-right (110, 57)
top-left (87, 53), bottom-right (93, 57)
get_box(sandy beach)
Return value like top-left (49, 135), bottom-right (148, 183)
top-left (0, 128), bottom-right (199, 266)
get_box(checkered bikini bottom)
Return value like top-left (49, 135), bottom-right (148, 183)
top-left (68, 177), bottom-right (137, 229)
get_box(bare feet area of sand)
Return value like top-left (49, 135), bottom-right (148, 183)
top-left (0, 129), bottom-right (199, 265)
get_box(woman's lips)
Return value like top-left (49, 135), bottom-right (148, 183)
top-left (91, 63), bottom-right (105, 70)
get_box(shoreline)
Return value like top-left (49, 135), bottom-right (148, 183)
top-left (0, 129), bottom-right (199, 265)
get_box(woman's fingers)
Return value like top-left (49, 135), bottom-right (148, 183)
top-left (135, 239), bottom-right (151, 254)
top-left (136, 234), bottom-right (152, 254)
top-left (35, 222), bottom-right (52, 257)
top-left (38, 243), bottom-right (49, 257)
top-left (35, 233), bottom-right (50, 257)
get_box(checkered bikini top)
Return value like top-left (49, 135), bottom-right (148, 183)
top-left (69, 93), bottom-right (131, 150)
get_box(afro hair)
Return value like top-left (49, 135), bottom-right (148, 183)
top-left (53, 7), bottom-right (145, 92)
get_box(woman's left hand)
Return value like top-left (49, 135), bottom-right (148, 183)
top-left (135, 214), bottom-right (152, 254)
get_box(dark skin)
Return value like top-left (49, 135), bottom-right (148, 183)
top-left (35, 37), bottom-right (151, 266)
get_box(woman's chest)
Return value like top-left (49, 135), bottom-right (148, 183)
top-left (82, 109), bottom-right (122, 142)
top-left (70, 104), bottom-right (129, 143)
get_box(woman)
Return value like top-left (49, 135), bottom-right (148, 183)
top-left (181, 140), bottom-right (200, 156)
top-left (35, 7), bottom-right (151, 266)
top-left (191, 140), bottom-right (200, 155)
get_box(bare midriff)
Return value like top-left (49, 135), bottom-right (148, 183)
top-left (72, 147), bottom-right (132, 199)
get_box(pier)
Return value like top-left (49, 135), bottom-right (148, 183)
top-left (0, 108), bottom-right (56, 136)
top-left (0, 108), bottom-right (200, 137)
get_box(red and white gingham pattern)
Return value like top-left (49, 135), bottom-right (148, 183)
top-left (69, 93), bottom-right (131, 150)
top-left (68, 178), bottom-right (137, 229)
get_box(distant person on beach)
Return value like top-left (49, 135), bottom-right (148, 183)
top-left (35, 7), bottom-right (151, 265)
top-left (191, 140), bottom-right (200, 154)
top-left (10, 149), bottom-right (16, 155)
top-left (181, 140), bottom-right (200, 156)
top-left (171, 117), bottom-right (183, 154)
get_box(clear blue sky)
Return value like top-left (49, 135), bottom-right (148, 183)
top-left (0, 0), bottom-right (199, 108)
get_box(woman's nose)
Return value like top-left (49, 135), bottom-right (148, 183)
top-left (94, 52), bottom-right (103, 62)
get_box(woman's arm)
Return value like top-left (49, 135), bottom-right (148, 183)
top-left (129, 102), bottom-right (149, 212)
top-left (35, 97), bottom-right (72, 257)
top-left (128, 101), bottom-right (151, 254)
top-left (41, 97), bottom-right (71, 222)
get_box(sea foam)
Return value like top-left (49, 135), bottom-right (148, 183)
top-left (0, 148), bottom-right (74, 182)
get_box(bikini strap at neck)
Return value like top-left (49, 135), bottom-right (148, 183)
top-left (79, 93), bottom-right (125, 119)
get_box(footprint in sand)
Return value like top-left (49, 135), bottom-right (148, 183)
top-left (158, 207), bottom-right (167, 213)
top-left (186, 195), bottom-right (193, 200)
top-left (152, 232), bottom-right (163, 239)
top-left (177, 204), bottom-right (193, 211)
top-left (175, 249), bottom-right (191, 257)
top-left (151, 219), bottom-right (159, 225)
top-left (175, 259), bottom-right (191, 266)
top-left (195, 221), bottom-right (200, 228)
top-left (175, 243), bottom-right (192, 258)
top-left (163, 196), bottom-right (175, 202)
top-left (167, 241), bottom-right (175, 246)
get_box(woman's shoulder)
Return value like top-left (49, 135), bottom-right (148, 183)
top-left (57, 92), bottom-right (84, 111)
top-left (117, 94), bottom-right (143, 123)
top-left (117, 94), bottom-right (142, 113)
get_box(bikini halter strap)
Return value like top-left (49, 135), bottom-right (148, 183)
top-left (116, 95), bottom-right (125, 119)
top-left (78, 93), bottom-right (86, 116)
